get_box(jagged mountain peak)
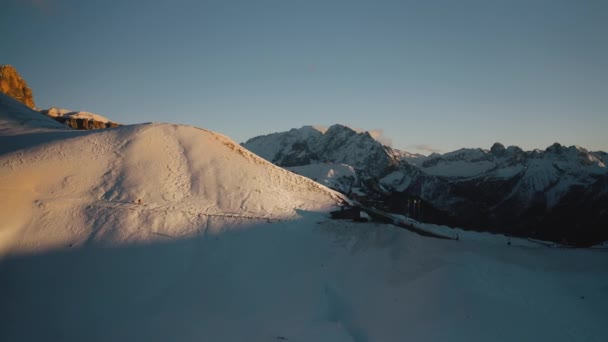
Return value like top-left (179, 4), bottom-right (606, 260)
top-left (243, 123), bottom-right (397, 176)
top-left (506, 145), bottom-right (524, 155)
top-left (417, 142), bottom-right (606, 177)
top-left (490, 142), bottom-right (506, 156)
top-left (289, 125), bottom-right (325, 136)
top-left (543, 142), bottom-right (588, 155)
top-left (545, 142), bottom-right (566, 154)
top-left (325, 123), bottom-right (356, 133)
top-left (544, 142), bottom-right (589, 155)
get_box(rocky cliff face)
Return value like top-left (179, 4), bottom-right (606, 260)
top-left (244, 127), bottom-right (608, 246)
top-left (0, 65), bottom-right (35, 108)
top-left (51, 116), bottom-right (121, 130)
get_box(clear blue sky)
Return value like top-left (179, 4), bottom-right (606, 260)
top-left (2, 0), bottom-right (607, 154)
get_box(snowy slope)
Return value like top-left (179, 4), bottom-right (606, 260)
top-left (2, 215), bottom-right (608, 342)
top-left (0, 93), bottom-right (344, 255)
top-left (389, 148), bottom-right (427, 165)
top-left (0, 93), bottom-right (65, 135)
top-left (0, 122), bottom-right (343, 253)
top-left (287, 163), bottom-right (357, 193)
top-left (2, 96), bottom-right (608, 341)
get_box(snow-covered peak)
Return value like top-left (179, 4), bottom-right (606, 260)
top-left (244, 123), bottom-right (399, 176)
top-left (286, 125), bottom-right (326, 139)
top-left (543, 143), bottom-right (592, 159)
top-left (537, 143), bottom-right (606, 172)
top-left (242, 125), bottom-right (324, 163)
top-left (324, 123), bottom-right (357, 134)
top-left (545, 142), bottom-right (567, 154)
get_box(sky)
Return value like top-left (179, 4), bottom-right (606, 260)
top-left (1, 0), bottom-right (607, 154)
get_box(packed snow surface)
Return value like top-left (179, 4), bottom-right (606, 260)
top-left (1, 94), bottom-right (607, 341)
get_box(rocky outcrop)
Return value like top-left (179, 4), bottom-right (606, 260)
top-left (52, 116), bottom-right (120, 130)
top-left (40, 107), bottom-right (121, 130)
top-left (0, 65), bottom-right (35, 108)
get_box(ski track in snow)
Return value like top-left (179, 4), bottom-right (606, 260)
top-left (161, 126), bottom-right (191, 202)
top-left (92, 200), bottom-right (280, 222)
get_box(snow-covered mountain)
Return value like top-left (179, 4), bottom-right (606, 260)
top-left (386, 142), bottom-right (608, 242)
top-left (244, 128), bottom-right (608, 246)
top-left (2, 93), bottom-right (608, 341)
top-left (243, 124), bottom-right (402, 177)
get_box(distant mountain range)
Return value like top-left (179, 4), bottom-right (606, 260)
top-left (244, 125), bottom-right (608, 246)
